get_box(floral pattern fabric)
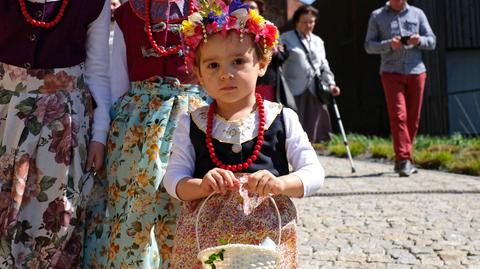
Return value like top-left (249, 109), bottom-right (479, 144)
top-left (0, 62), bottom-right (95, 269)
top-left (171, 188), bottom-right (298, 269)
top-left (83, 76), bottom-right (208, 269)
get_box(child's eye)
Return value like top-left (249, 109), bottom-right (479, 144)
top-left (233, 58), bottom-right (244, 65)
top-left (207, 62), bottom-right (219, 69)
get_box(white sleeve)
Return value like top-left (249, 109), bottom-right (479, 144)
top-left (163, 113), bottom-right (196, 200)
top-left (110, 22), bottom-right (131, 104)
top-left (85, 0), bottom-right (111, 144)
top-left (283, 108), bottom-right (324, 196)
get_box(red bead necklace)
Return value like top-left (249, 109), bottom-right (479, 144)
top-left (206, 94), bottom-right (266, 172)
top-left (19, 0), bottom-right (69, 28)
top-left (144, 0), bottom-right (196, 57)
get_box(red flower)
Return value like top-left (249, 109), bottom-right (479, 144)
top-left (42, 198), bottom-right (72, 233)
top-left (48, 114), bottom-right (79, 165)
top-left (39, 71), bottom-right (76, 94)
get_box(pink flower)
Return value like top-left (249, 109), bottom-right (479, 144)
top-left (33, 92), bottom-right (65, 125)
top-left (0, 191), bottom-right (13, 233)
top-left (42, 198), bottom-right (72, 233)
top-left (39, 71), bottom-right (75, 94)
top-left (4, 64), bottom-right (27, 81)
top-left (48, 114), bottom-right (79, 165)
top-left (206, 21), bottom-right (219, 33)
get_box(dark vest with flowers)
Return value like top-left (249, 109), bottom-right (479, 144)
top-left (190, 111), bottom-right (290, 179)
top-left (114, 1), bottom-right (194, 83)
top-left (0, 0), bottom-right (105, 69)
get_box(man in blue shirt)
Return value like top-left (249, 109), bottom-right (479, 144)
top-left (365, 0), bottom-right (436, 177)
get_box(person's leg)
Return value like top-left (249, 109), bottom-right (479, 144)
top-left (294, 91), bottom-right (331, 143)
top-left (381, 72), bottom-right (411, 162)
top-left (405, 72), bottom-right (427, 157)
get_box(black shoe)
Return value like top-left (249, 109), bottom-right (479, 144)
top-left (394, 161), bottom-right (400, 173)
top-left (398, 160), bottom-right (416, 177)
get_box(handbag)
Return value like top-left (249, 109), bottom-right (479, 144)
top-left (294, 30), bottom-right (332, 105)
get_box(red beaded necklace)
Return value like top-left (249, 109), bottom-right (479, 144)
top-left (206, 93), bottom-right (266, 172)
top-left (19, 0), bottom-right (69, 28)
top-left (144, 0), bottom-right (195, 57)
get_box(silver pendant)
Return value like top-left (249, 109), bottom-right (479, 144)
top-left (232, 143), bottom-right (242, 153)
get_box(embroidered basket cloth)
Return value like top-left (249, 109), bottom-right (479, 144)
top-left (195, 193), bottom-right (282, 269)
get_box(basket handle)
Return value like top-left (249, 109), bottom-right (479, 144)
top-left (195, 191), bottom-right (282, 252)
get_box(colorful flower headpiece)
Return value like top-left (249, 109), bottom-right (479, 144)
top-left (181, 0), bottom-right (279, 71)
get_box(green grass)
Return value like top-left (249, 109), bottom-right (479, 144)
top-left (314, 134), bottom-right (480, 176)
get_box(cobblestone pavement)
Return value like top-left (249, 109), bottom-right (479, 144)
top-left (295, 156), bottom-right (480, 269)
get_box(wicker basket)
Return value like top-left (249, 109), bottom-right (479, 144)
top-left (195, 192), bottom-right (282, 269)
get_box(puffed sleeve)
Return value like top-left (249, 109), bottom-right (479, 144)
top-left (164, 113), bottom-right (196, 199)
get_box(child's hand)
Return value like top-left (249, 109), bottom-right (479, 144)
top-left (86, 141), bottom-right (105, 172)
top-left (246, 170), bottom-right (285, 196)
top-left (201, 168), bottom-right (240, 195)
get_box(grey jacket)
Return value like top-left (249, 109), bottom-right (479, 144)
top-left (281, 30), bottom-right (335, 97)
top-left (364, 3), bottom-right (436, 74)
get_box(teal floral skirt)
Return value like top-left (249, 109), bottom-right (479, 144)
top-left (84, 76), bottom-right (208, 269)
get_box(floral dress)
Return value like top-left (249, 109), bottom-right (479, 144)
top-left (0, 63), bottom-right (96, 269)
top-left (85, 77), bottom-right (208, 269)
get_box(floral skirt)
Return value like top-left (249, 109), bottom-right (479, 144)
top-left (0, 62), bottom-right (95, 268)
top-left (83, 76), bottom-right (208, 269)
top-left (171, 189), bottom-right (299, 269)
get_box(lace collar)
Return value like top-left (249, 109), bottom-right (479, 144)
top-left (191, 100), bottom-right (283, 145)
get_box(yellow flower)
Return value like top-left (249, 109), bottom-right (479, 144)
top-left (127, 185), bottom-right (136, 197)
top-left (134, 224), bottom-right (152, 248)
top-left (159, 243), bottom-right (173, 261)
top-left (147, 123), bottom-right (163, 140)
top-left (146, 144), bottom-right (159, 161)
top-left (249, 9), bottom-right (264, 25)
top-left (136, 170), bottom-right (149, 188)
top-left (123, 125), bottom-right (144, 151)
top-left (109, 184), bottom-right (120, 203)
top-left (182, 20), bottom-right (196, 37)
top-left (108, 242), bottom-right (119, 261)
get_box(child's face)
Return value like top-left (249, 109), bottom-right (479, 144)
top-left (193, 32), bottom-right (268, 106)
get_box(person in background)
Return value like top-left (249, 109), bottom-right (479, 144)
top-left (0, 0), bottom-right (110, 268)
top-left (281, 5), bottom-right (340, 143)
top-left (242, 0), bottom-right (297, 110)
top-left (83, 0), bottom-right (208, 268)
top-left (365, 0), bottom-right (436, 177)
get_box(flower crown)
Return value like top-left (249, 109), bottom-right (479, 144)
top-left (181, 0), bottom-right (279, 71)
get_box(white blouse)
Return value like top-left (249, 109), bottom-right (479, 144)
top-left (84, 0), bottom-right (111, 144)
top-left (164, 102), bottom-right (324, 200)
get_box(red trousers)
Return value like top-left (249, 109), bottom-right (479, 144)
top-left (381, 72), bottom-right (427, 161)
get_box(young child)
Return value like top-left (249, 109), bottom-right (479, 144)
top-left (163, 1), bottom-right (324, 267)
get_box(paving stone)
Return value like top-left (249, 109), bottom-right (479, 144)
top-left (297, 156), bottom-right (480, 268)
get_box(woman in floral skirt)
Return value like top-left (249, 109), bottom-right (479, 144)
top-left (83, 0), bottom-right (208, 268)
top-left (0, 0), bottom-right (110, 268)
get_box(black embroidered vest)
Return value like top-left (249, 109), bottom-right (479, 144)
top-left (190, 111), bottom-right (289, 178)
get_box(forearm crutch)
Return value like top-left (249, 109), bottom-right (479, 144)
top-left (331, 97), bottom-right (356, 173)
